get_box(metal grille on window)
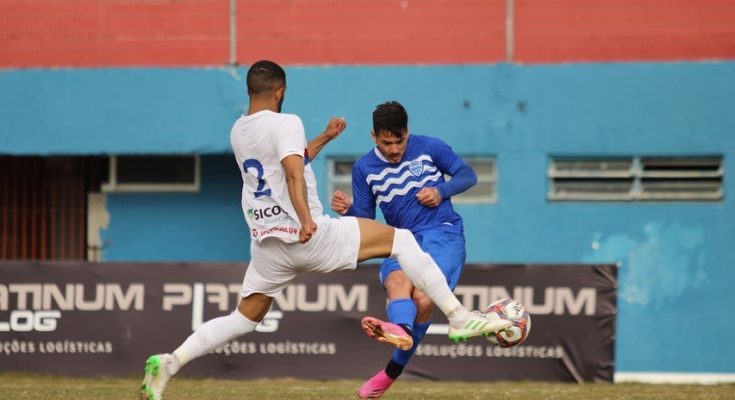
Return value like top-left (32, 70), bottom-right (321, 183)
top-left (639, 157), bottom-right (723, 200)
top-left (0, 156), bottom-right (105, 260)
top-left (548, 156), bottom-right (723, 201)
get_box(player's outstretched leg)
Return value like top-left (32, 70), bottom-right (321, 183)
top-left (138, 296), bottom-right (266, 400)
top-left (358, 223), bottom-right (513, 342)
top-left (386, 229), bottom-right (513, 339)
top-left (139, 354), bottom-right (177, 400)
top-left (448, 311), bottom-right (512, 342)
top-left (360, 316), bottom-right (413, 351)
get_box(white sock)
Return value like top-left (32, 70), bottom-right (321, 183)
top-left (390, 229), bottom-right (470, 326)
top-left (170, 310), bottom-right (258, 374)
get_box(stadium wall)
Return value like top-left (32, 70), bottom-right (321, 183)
top-left (2, 62), bottom-right (733, 376)
top-left (2, 0), bottom-right (734, 66)
top-left (3, 0), bottom-right (735, 382)
top-left (101, 155), bottom-right (249, 262)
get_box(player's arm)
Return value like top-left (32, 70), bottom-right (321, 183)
top-left (347, 165), bottom-right (377, 218)
top-left (281, 154), bottom-right (316, 243)
top-left (416, 138), bottom-right (477, 208)
top-left (435, 161), bottom-right (477, 199)
top-left (331, 190), bottom-right (375, 218)
top-left (278, 115), bottom-right (316, 243)
top-left (330, 164), bottom-right (376, 219)
top-left (306, 117), bottom-right (347, 161)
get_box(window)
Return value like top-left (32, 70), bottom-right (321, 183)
top-left (327, 156), bottom-right (497, 203)
top-left (451, 157), bottom-right (497, 204)
top-left (102, 155), bottom-right (200, 192)
top-left (327, 158), bottom-right (356, 198)
top-left (548, 156), bottom-right (723, 201)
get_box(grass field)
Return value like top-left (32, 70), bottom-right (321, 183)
top-left (1, 374), bottom-right (734, 400)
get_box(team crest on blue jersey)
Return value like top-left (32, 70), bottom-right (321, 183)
top-left (409, 161), bottom-right (423, 176)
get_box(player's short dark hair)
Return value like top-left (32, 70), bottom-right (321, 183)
top-left (373, 101), bottom-right (408, 137)
top-left (246, 60), bottom-right (286, 96)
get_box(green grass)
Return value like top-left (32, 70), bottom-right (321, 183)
top-left (1, 373), bottom-right (733, 400)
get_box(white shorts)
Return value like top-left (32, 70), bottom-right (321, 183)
top-left (240, 216), bottom-right (361, 298)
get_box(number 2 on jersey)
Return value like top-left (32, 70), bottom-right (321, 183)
top-left (243, 159), bottom-right (272, 198)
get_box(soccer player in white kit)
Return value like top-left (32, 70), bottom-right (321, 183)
top-left (138, 60), bottom-right (511, 400)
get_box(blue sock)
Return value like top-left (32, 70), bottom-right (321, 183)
top-left (386, 298), bottom-right (417, 331)
top-left (391, 320), bottom-right (431, 367)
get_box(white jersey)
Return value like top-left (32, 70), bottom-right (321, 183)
top-left (230, 110), bottom-right (326, 243)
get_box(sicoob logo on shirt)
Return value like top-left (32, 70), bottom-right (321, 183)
top-left (247, 206), bottom-right (288, 222)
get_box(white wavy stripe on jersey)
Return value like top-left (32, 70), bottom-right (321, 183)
top-left (371, 165), bottom-right (439, 194)
top-left (365, 155), bottom-right (433, 184)
top-left (376, 172), bottom-right (442, 205)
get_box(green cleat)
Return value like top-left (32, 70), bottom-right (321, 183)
top-left (138, 354), bottom-right (173, 400)
top-left (448, 311), bottom-right (513, 342)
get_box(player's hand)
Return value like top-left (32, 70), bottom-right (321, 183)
top-left (299, 220), bottom-right (317, 243)
top-left (416, 187), bottom-right (442, 208)
top-left (323, 117), bottom-right (347, 141)
top-left (331, 190), bottom-right (352, 215)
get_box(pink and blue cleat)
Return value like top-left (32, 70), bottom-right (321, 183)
top-left (360, 316), bottom-right (413, 351)
top-left (357, 370), bottom-right (395, 399)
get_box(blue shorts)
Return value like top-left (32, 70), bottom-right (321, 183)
top-left (379, 226), bottom-right (466, 290)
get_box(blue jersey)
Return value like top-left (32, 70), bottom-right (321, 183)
top-left (348, 134), bottom-right (467, 234)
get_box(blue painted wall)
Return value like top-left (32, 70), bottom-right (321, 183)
top-left (102, 155), bottom-right (250, 262)
top-left (2, 62), bottom-right (734, 374)
top-left (0, 68), bottom-right (245, 154)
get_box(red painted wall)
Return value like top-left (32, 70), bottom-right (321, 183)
top-left (514, 0), bottom-right (735, 63)
top-left (235, 0), bottom-right (506, 65)
top-left (0, 0), bottom-right (229, 67)
top-left (1, 0), bottom-right (734, 67)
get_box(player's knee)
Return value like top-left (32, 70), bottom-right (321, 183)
top-left (237, 293), bottom-right (272, 322)
top-left (413, 292), bottom-right (434, 315)
top-left (416, 307), bottom-right (433, 322)
top-left (384, 271), bottom-right (412, 296)
top-left (390, 228), bottom-right (438, 290)
top-left (390, 228), bottom-right (413, 256)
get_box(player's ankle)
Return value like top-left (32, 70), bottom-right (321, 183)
top-left (447, 305), bottom-right (470, 327)
top-left (385, 359), bottom-right (404, 380)
top-left (167, 353), bottom-right (182, 376)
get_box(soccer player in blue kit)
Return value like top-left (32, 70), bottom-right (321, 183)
top-left (331, 101), bottom-right (482, 399)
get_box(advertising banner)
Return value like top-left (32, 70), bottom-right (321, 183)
top-left (0, 262), bottom-right (616, 381)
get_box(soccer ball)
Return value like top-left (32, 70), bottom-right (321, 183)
top-left (485, 298), bottom-right (531, 347)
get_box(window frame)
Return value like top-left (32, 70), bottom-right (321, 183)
top-left (548, 156), bottom-right (724, 202)
top-left (101, 155), bottom-right (201, 193)
top-left (326, 157), bottom-right (358, 199)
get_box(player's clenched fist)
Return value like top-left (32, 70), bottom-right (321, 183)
top-left (331, 190), bottom-right (352, 215)
top-left (299, 220), bottom-right (317, 243)
top-left (323, 117), bottom-right (347, 141)
top-left (416, 187), bottom-right (442, 208)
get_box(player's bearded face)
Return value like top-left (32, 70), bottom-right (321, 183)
top-left (374, 130), bottom-right (408, 164)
